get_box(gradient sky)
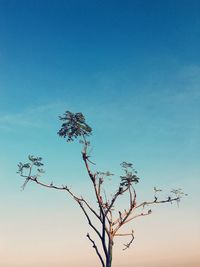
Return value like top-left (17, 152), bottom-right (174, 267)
top-left (0, 1), bottom-right (200, 266)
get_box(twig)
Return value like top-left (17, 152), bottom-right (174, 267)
top-left (123, 230), bottom-right (134, 250)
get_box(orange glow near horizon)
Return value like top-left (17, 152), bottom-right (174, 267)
top-left (1, 203), bottom-right (200, 267)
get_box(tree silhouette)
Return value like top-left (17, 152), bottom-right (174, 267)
top-left (17, 110), bottom-right (186, 267)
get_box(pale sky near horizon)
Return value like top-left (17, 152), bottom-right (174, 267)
top-left (0, 1), bottom-right (200, 266)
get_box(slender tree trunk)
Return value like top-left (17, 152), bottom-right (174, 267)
top-left (106, 239), bottom-right (113, 267)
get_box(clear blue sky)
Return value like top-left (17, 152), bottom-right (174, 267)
top-left (0, 1), bottom-right (200, 267)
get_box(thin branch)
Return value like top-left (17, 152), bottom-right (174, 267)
top-left (77, 200), bottom-right (103, 241)
top-left (105, 186), bottom-right (129, 216)
top-left (115, 233), bottom-right (133, 237)
top-left (82, 151), bottom-right (95, 182)
top-left (121, 210), bottom-right (152, 225)
top-left (135, 197), bottom-right (180, 209)
top-left (21, 164), bottom-right (33, 190)
top-left (87, 157), bottom-right (96, 165)
top-left (113, 186), bottom-right (137, 226)
top-left (78, 200), bottom-right (109, 261)
top-left (81, 139), bottom-right (110, 229)
top-left (23, 175), bottom-right (79, 197)
top-left (113, 194), bottom-right (180, 235)
top-left (122, 230), bottom-right (135, 250)
top-left (98, 178), bottom-right (102, 195)
top-left (114, 230), bottom-right (135, 250)
top-left (131, 185), bottom-right (137, 207)
top-left (80, 198), bottom-right (101, 220)
top-left (119, 197), bottom-right (181, 226)
top-left (128, 186), bottom-right (133, 209)
top-left (112, 188), bottom-right (136, 235)
top-left (86, 233), bottom-right (105, 267)
top-left (21, 177), bottom-right (30, 190)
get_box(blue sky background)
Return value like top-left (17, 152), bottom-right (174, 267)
top-left (0, 1), bottom-right (200, 266)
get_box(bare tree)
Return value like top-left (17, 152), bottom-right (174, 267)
top-left (17, 111), bottom-right (186, 267)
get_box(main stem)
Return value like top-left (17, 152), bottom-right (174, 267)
top-left (106, 238), bottom-right (113, 267)
top-left (82, 135), bottom-right (114, 267)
